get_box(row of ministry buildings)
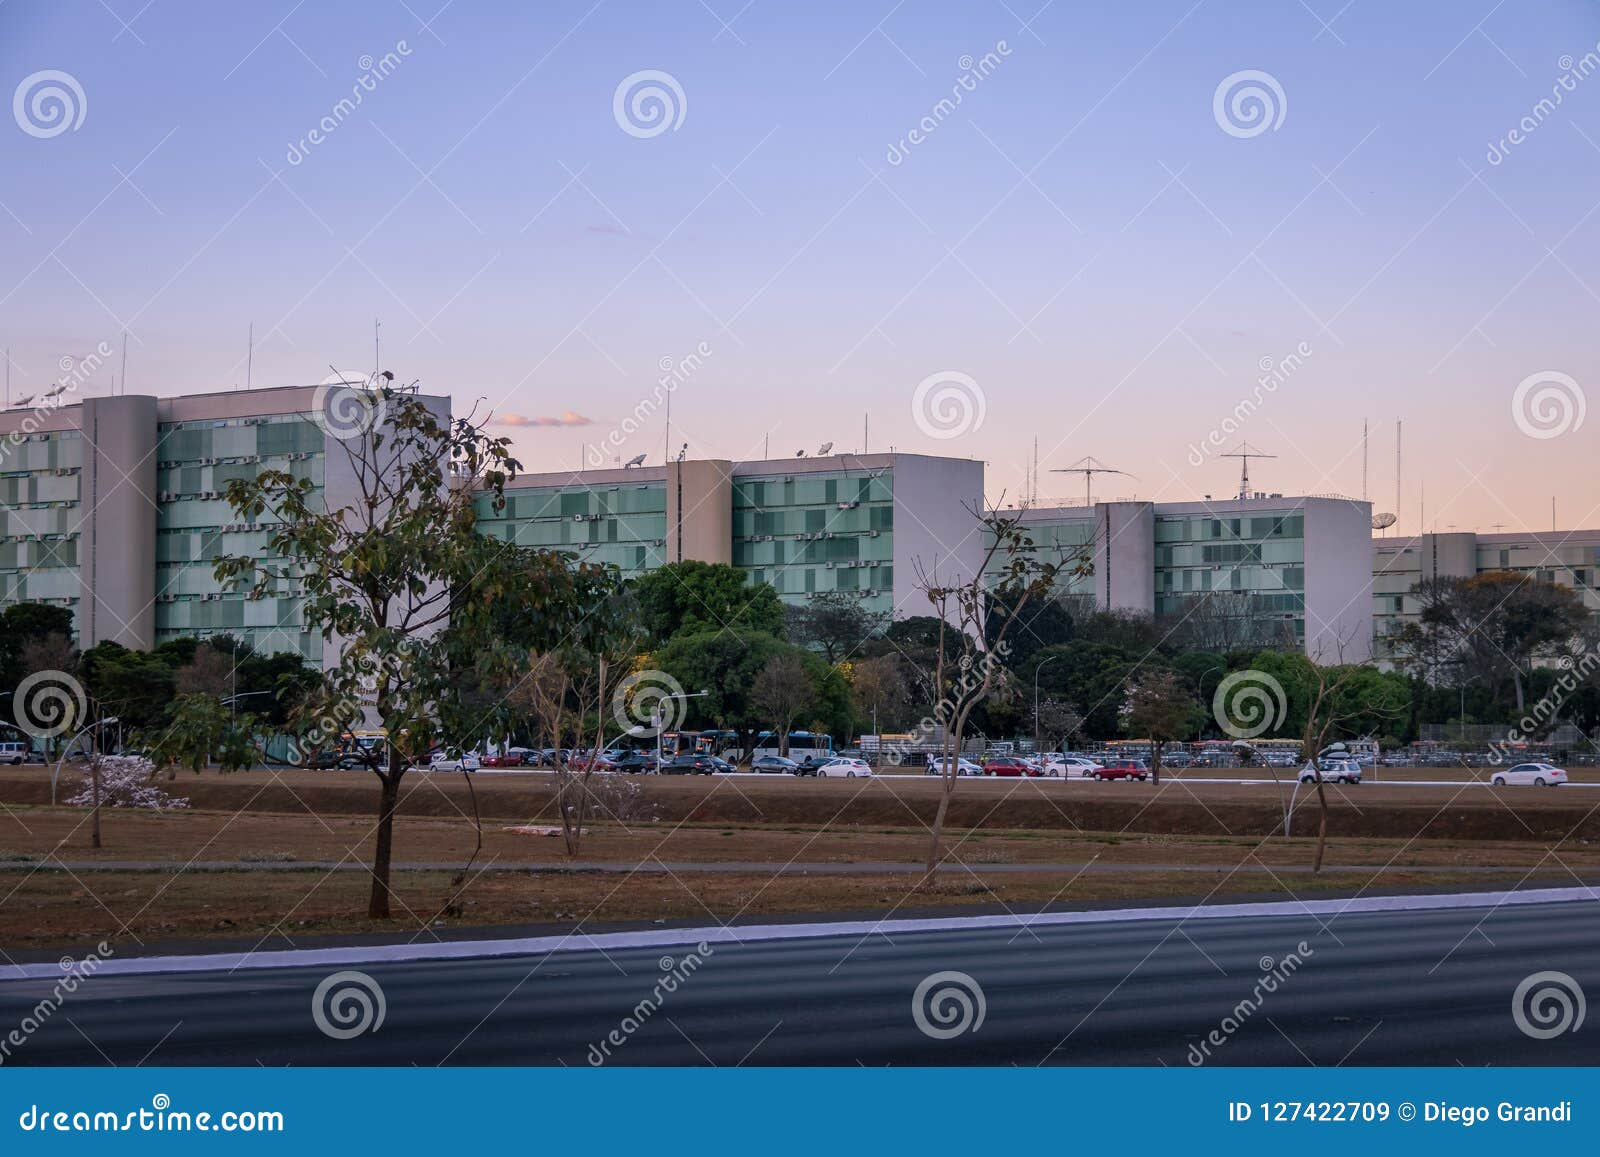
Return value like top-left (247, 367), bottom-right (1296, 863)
top-left (4, 384), bottom-right (1597, 668)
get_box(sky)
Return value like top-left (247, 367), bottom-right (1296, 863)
top-left (2, 0), bottom-right (1598, 535)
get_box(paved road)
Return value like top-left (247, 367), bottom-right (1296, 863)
top-left (3, 891), bottom-right (1598, 1066)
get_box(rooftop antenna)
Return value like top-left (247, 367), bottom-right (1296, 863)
top-left (1221, 441), bottom-right (1276, 500)
top-left (4, 348), bottom-right (9, 405)
top-left (120, 332), bottom-right (128, 396)
top-left (245, 323), bottom-right (253, 391)
top-left (373, 318), bottom-right (381, 378)
top-left (1395, 419), bottom-right (1402, 533)
top-left (863, 414), bottom-right (868, 455)
top-left (1361, 419), bottom-right (1368, 501)
top-left (664, 383), bottom-right (672, 466)
top-left (1050, 456), bottom-right (1133, 507)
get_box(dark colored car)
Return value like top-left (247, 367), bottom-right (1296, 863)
top-left (982, 756), bottom-right (1039, 777)
top-left (302, 748), bottom-right (345, 770)
top-left (752, 755), bottom-right (799, 774)
top-left (608, 751), bottom-right (658, 774)
top-left (661, 753), bottom-right (717, 775)
top-left (1090, 758), bottom-right (1150, 781)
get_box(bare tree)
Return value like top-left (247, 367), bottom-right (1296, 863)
top-left (917, 502), bottom-right (1084, 879)
top-left (1034, 697), bottom-right (1083, 754)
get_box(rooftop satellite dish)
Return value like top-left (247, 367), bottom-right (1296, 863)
top-left (11, 394), bottom-right (34, 407)
top-left (43, 384), bottom-right (66, 397)
top-left (795, 450), bottom-right (805, 457)
top-left (817, 441), bottom-right (833, 456)
top-left (623, 452), bottom-right (647, 468)
top-left (1371, 512), bottom-right (1397, 530)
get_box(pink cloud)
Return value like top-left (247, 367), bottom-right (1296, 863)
top-left (496, 410), bottom-right (594, 428)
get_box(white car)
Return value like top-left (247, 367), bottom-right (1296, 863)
top-left (1299, 758), bottom-right (1362, 784)
top-left (426, 748), bottom-right (481, 773)
top-left (816, 757), bottom-right (873, 778)
top-left (927, 756), bottom-right (984, 777)
top-left (1044, 755), bottom-right (1103, 778)
top-left (1491, 762), bottom-right (1568, 787)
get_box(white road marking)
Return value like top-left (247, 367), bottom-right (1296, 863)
top-left (4, 885), bottom-right (1594, 981)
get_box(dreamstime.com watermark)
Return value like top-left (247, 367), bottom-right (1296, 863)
top-left (2, 341), bottom-right (114, 466)
top-left (311, 970), bottom-right (386, 1039)
top-left (586, 341), bottom-right (712, 467)
top-left (1212, 69), bottom-right (1286, 139)
top-left (0, 942), bottom-right (113, 1065)
top-left (1186, 941), bottom-right (1313, 1064)
top-left (13, 69), bottom-right (86, 138)
top-left (1486, 45), bottom-right (1600, 165)
top-left (1187, 342), bottom-right (1312, 466)
top-left (885, 42), bottom-right (1013, 166)
top-left (613, 70), bottom-right (687, 138)
top-left (1512, 970), bottom-right (1585, 1039)
top-left (1511, 370), bottom-right (1584, 440)
top-left (286, 41), bottom-right (413, 165)
top-left (911, 370), bottom-right (985, 440)
top-left (586, 943), bottom-right (714, 1064)
top-left (1212, 669), bottom-right (1288, 740)
top-left (1487, 649), bottom-right (1600, 765)
top-left (912, 970), bottom-right (986, 1039)
top-left (16, 1095), bottom-right (283, 1133)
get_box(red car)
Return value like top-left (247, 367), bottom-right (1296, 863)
top-left (1090, 758), bottom-right (1150, 781)
top-left (982, 756), bottom-right (1040, 777)
top-left (481, 751), bottom-right (529, 768)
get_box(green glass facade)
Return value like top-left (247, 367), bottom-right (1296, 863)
top-left (474, 481), bottom-right (668, 579)
top-left (732, 468), bottom-right (895, 614)
top-left (1153, 511), bottom-right (1306, 641)
top-left (0, 430), bottom-right (85, 631)
top-left (154, 414), bottom-right (325, 660)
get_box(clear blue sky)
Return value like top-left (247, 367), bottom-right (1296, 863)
top-left (4, 0), bottom-right (1599, 532)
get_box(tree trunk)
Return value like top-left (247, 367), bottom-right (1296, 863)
top-left (1312, 778), bottom-right (1330, 873)
top-left (925, 758), bottom-right (955, 876)
top-left (368, 768), bottom-right (401, 918)
top-left (1151, 747), bottom-right (1162, 785)
top-left (90, 757), bottom-right (102, 849)
top-left (1513, 669), bottom-right (1526, 713)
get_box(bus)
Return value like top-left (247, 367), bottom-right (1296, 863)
top-left (751, 731), bottom-right (834, 764)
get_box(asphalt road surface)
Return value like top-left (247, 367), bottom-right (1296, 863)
top-left (3, 892), bottom-right (1597, 1066)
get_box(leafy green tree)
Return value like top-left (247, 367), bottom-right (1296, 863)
top-left (631, 560), bottom-right (786, 644)
top-left (785, 592), bottom-right (886, 664)
top-left (148, 693), bottom-right (258, 774)
top-left (79, 642), bottom-right (176, 732)
top-left (1121, 667), bottom-right (1201, 783)
top-left (215, 385), bottom-right (587, 919)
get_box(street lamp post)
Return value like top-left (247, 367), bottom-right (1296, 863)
top-left (1032, 656), bottom-right (1059, 753)
top-left (646, 690), bottom-right (710, 772)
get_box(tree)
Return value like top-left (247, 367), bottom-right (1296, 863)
top-left (0, 603), bottom-right (76, 722)
top-left (215, 383), bottom-right (584, 919)
top-left (1034, 697), bottom-right (1084, 752)
top-left (148, 693), bottom-right (259, 775)
top-left (631, 560), bottom-right (786, 644)
top-left (850, 654), bottom-right (911, 735)
top-left (1393, 572), bottom-right (1593, 711)
top-left (785, 592), bottom-right (887, 664)
top-left (751, 655), bottom-right (816, 756)
top-left (65, 755), bottom-right (186, 811)
top-left (1121, 668), bottom-right (1200, 783)
top-left (175, 644), bottom-right (235, 698)
top-left (918, 503), bottom-right (1084, 877)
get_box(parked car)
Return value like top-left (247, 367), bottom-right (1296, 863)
top-left (752, 754), bottom-right (799, 774)
top-left (1044, 755), bottom-right (1103, 777)
top-left (606, 750), bottom-right (658, 774)
top-left (481, 751), bottom-right (528, 768)
top-left (661, 753), bottom-right (717, 775)
top-left (0, 740), bottom-right (34, 766)
top-left (927, 755), bottom-right (984, 777)
top-left (816, 756), bottom-right (873, 778)
top-left (302, 748), bottom-right (345, 770)
top-left (1090, 759), bottom-right (1150, 781)
top-left (568, 752), bottom-right (617, 772)
top-left (982, 755), bottom-right (1039, 777)
top-left (426, 748), bottom-right (481, 773)
top-left (1491, 762), bottom-right (1568, 787)
top-left (1300, 758), bottom-right (1363, 784)
top-left (1161, 751), bottom-right (1193, 768)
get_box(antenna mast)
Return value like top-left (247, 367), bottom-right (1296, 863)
top-left (1050, 456), bottom-right (1132, 507)
top-left (1220, 441), bottom-right (1277, 501)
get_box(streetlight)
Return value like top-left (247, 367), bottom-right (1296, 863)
top-left (644, 689), bottom-right (710, 771)
top-left (1033, 655), bottom-right (1059, 754)
top-left (51, 716), bottom-right (119, 806)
